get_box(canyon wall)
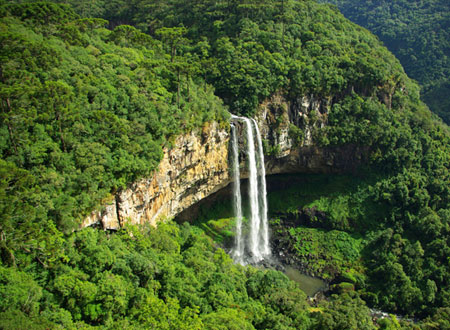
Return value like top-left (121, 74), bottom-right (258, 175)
top-left (255, 93), bottom-right (368, 176)
top-left (83, 94), bottom-right (368, 229)
top-left (82, 122), bottom-right (230, 229)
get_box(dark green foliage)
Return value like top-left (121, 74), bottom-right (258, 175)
top-left (0, 221), bottom-right (322, 329)
top-left (319, 0), bottom-right (450, 123)
top-left (2, 0), bottom-right (450, 327)
top-left (267, 174), bottom-right (382, 231)
top-left (0, 2), bottom-right (227, 265)
top-left (41, 0), bottom-right (406, 117)
top-left (422, 308), bottom-right (450, 329)
top-left (267, 163), bottom-right (450, 317)
top-left (311, 292), bottom-right (376, 330)
top-left (273, 224), bottom-right (365, 281)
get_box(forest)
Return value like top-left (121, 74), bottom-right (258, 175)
top-left (1, 0), bottom-right (450, 329)
top-left (319, 0), bottom-right (450, 123)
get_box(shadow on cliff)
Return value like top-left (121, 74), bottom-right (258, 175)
top-left (175, 172), bottom-right (383, 234)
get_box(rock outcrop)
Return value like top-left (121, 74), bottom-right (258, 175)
top-left (83, 93), bottom-right (368, 230)
top-left (82, 122), bottom-right (230, 229)
top-left (255, 92), bottom-right (367, 175)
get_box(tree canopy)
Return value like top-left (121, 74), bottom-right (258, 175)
top-left (1, 1), bottom-right (450, 328)
top-left (319, 0), bottom-right (450, 124)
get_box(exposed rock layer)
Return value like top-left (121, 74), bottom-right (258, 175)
top-left (255, 93), bottom-right (367, 175)
top-left (82, 122), bottom-right (230, 229)
top-left (83, 94), bottom-right (368, 229)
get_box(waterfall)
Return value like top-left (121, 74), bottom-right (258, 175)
top-left (252, 118), bottom-right (270, 257)
top-left (243, 117), bottom-right (262, 261)
top-left (230, 115), bottom-right (271, 263)
top-left (230, 124), bottom-right (244, 264)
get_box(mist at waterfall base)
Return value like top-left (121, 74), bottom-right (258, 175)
top-left (230, 116), bottom-right (271, 265)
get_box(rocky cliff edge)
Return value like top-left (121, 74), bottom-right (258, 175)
top-left (83, 93), bottom-right (368, 229)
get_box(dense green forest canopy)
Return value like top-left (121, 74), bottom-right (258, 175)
top-left (1, 0), bottom-right (450, 328)
top-left (1, 220), bottom-right (388, 329)
top-left (0, 1), bottom-right (228, 234)
top-left (319, 0), bottom-right (450, 123)
top-left (45, 0), bottom-right (412, 117)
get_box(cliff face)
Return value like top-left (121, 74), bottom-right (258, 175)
top-left (82, 122), bottom-right (230, 229)
top-left (255, 93), bottom-right (368, 175)
top-left (83, 94), bottom-right (369, 229)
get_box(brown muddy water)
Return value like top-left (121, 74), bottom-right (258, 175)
top-left (284, 266), bottom-right (327, 296)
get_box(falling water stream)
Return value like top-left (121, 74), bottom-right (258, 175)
top-left (230, 124), bottom-right (244, 264)
top-left (230, 115), bottom-right (270, 264)
top-left (244, 117), bottom-right (262, 261)
top-left (229, 117), bottom-right (327, 296)
top-left (252, 118), bottom-right (270, 257)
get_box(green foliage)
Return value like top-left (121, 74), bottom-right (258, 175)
top-left (268, 165), bottom-right (450, 317)
top-left (42, 0), bottom-right (407, 117)
top-left (3, 0), bottom-right (450, 326)
top-left (198, 217), bottom-right (236, 245)
top-left (288, 123), bottom-right (304, 146)
top-left (311, 292), bottom-right (376, 330)
top-left (0, 266), bottom-right (42, 315)
top-left (267, 174), bottom-right (382, 231)
top-left (320, 0), bottom-right (450, 123)
top-left (0, 2), bottom-right (227, 267)
top-left (422, 308), bottom-right (450, 330)
top-left (0, 221), bottom-right (333, 329)
top-left (273, 224), bottom-right (365, 281)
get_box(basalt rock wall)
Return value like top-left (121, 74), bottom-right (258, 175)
top-left (82, 122), bottom-right (230, 229)
top-left (83, 94), bottom-right (368, 229)
top-left (254, 93), bottom-right (368, 175)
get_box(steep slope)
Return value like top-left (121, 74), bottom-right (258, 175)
top-left (319, 0), bottom-right (450, 123)
top-left (1, 0), bottom-right (450, 327)
top-left (0, 2), bottom-right (228, 235)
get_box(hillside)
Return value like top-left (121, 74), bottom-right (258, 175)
top-left (1, 1), bottom-right (450, 328)
top-left (318, 0), bottom-right (450, 123)
top-left (0, 1), bottom-right (228, 233)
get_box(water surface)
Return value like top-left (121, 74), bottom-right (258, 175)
top-left (284, 266), bottom-right (327, 296)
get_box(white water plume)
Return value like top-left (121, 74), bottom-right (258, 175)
top-left (230, 115), bottom-right (271, 263)
top-left (230, 124), bottom-right (244, 264)
top-left (243, 117), bottom-right (262, 261)
top-left (252, 118), bottom-right (270, 257)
